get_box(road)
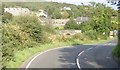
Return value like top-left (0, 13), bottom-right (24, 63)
top-left (21, 39), bottom-right (119, 69)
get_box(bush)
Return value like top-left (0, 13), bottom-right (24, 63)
top-left (72, 33), bottom-right (88, 41)
top-left (84, 30), bottom-right (98, 40)
top-left (43, 24), bottom-right (56, 34)
top-left (54, 26), bottom-right (64, 30)
top-left (2, 15), bottom-right (55, 68)
top-left (98, 35), bottom-right (108, 40)
top-left (12, 16), bottom-right (44, 43)
top-left (2, 27), bottom-right (15, 68)
top-left (2, 12), bottom-right (13, 23)
top-left (64, 18), bottom-right (78, 29)
top-left (113, 45), bottom-right (120, 63)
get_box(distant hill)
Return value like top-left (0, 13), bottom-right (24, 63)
top-left (2, 2), bottom-right (79, 18)
top-left (2, 2), bottom-right (75, 11)
top-left (2, 2), bottom-right (117, 19)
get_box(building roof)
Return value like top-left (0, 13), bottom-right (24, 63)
top-left (76, 17), bottom-right (89, 22)
top-left (4, 8), bottom-right (30, 16)
top-left (36, 9), bottom-right (48, 18)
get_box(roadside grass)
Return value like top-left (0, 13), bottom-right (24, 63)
top-left (6, 37), bottom-right (115, 68)
top-left (6, 41), bottom-right (69, 68)
top-left (113, 44), bottom-right (120, 63)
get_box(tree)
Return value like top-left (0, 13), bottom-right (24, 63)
top-left (52, 10), bottom-right (61, 19)
top-left (89, 2), bottom-right (96, 7)
top-left (70, 5), bottom-right (80, 18)
top-left (95, 3), bottom-right (106, 8)
top-left (80, 21), bottom-right (93, 32)
top-left (107, 0), bottom-right (120, 62)
top-left (64, 18), bottom-right (78, 29)
top-left (61, 11), bottom-right (69, 19)
top-left (66, 10), bottom-right (73, 18)
top-left (45, 6), bottom-right (61, 19)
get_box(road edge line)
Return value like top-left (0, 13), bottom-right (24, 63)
top-left (76, 47), bottom-right (93, 70)
top-left (25, 46), bottom-right (70, 69)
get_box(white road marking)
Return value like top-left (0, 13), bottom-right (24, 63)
top-left (78, 51), bottom-right (84, 56)
top-left (25, 45), bottom-right (94, 70)
top-left (76, 58), bottom-right (81, 69)
top-left (25, 46), bottom-right (70, 70)
top-left (76, 47), bottom-right (93, 70)
top-left (86, 48), bottom-right (92, 51)
top-left (76, 50), bottom-right (85, 69)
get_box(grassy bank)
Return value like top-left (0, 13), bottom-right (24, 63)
top-left (6, 38), bottom-right (113, 68)
top-left (113, 44), bottom-right (120, 63)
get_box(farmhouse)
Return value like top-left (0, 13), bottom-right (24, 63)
top-left (4, 8), bottom-right (30, 16)
top-left (36, 9), bottom-right (48, 18)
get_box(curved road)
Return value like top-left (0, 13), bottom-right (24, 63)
top-left (21, 39), bottom-right (119, 69)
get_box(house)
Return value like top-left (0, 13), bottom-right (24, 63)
top-left (75, 17), bottom-right (89, 24)
top-left (4, 8), bottom-right (30, 16)
top-left (51, 19), bottom-right (69, 26)
top-left (60, 6), bottom-right (71, 11)
top-left (63, 7), bottom-right (71, 10)
top-left (37, 18), bottom-right (69, 26)
top-left (36, 9), bottom-right (48, 18)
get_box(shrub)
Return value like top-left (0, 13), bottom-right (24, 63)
top-left (2, 27), bottom-right (15, 68)
top-left (98, 35), bottom-right (108, 40)
top-left (2, 15), bottom-right (55, 68)
top-left (54, 26), bottom-right (64, 30)
top-left (57, 35), bottom-right (71, 42)
top-left (2, 12), bottom-right (13, 23)
top-left (64, 18), bottom-right (78, 29)
top-left (72, 33), bottom-right (88, 41)
top-left (113, 45), bottom-right (120, 63)
top-left (12, 16), bottom-right (44, 43)
top-left (43, 24), bottom-right (56, 34)
top-left (84, 30), bottom-right (98, 40)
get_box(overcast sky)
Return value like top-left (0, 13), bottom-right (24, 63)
top-left (46, 0), bottom-right (117, 10)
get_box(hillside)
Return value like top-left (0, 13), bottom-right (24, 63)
top-left (2, 2), bottom-right (118, 19)
top-left (2, 2), bottom-right (75, 11)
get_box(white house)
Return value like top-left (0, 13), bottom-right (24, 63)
top-left (63, 7), bottom-right (71, 10)
top-left (36, 9), bottom-right (48, 18)
top-left (4, 8), bottom-right (30, 16)
top-left (60, 7), bottom-right (71, 11)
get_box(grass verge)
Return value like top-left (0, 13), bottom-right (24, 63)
top-left (113, 45), bottom-right (120, 63)
top-left (6, 37), bottom-right (115, 68)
